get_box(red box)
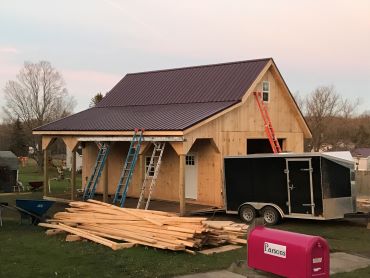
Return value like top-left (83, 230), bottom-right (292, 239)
top-left (248, 226), bottom-right (329, 278)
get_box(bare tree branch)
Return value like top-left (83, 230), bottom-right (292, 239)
top-left (2, 61), bottom-right (76, 166)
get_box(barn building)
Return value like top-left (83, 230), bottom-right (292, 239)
top-left (33, 58), bottom-right (311, 214)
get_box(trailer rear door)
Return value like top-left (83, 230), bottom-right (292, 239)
top-left (286, 159), bottom-right (315, 215)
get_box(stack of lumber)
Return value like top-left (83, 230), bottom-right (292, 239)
top-left (39, 200), bottom-right (247, 253)
top-left (358, 198), bottom-right (370, 208)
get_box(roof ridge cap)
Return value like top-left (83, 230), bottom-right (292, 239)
top-left (97, 100), bottom-right (239, 108)
top-left (126, 58), bottom-right (272, 76)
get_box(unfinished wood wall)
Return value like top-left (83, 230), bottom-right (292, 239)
top-left (184, 68), bottom-right (305, 157)
top-left (188, 139), bottom-right (222, 206)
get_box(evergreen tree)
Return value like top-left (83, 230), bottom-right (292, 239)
top-left (9, 119), bottom-right (28, 157)
top-left (89, 92), bottom-right (104, 107)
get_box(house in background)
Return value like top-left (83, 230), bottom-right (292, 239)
top-left (66, 146), bottom-right (82, 172)
top-left (33, 58), bottom-right (311, 214)
top-left (351, 148), bottom-right (370, 171)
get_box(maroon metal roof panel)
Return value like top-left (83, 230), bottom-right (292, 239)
top-left (97, 58), bottom-right (270, 107)
top-left (34, 101), bottom-right (236, 131)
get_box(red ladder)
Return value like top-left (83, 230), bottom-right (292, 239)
top-left (253, 92), bottom-right (282, 153)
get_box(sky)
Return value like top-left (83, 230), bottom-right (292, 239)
top-left (0, 0), bottom-right (369, 118)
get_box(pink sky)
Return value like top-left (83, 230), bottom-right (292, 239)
top-left (0, 0), bottom-right (369, 115)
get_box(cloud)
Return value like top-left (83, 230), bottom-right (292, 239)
top-left (0, 47), bottom-right (18, 54)
top-left (62, 69), bottom-right (121, 87)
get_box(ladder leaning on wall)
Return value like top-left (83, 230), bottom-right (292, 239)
top-left (113, 128), bottom-right (144, 207)
top-left (137, 142), bottom-right (166, 210)
top-left (253, 91), bottom-right (282, 153)
top-left (82, 142), bottom-right (111, 201)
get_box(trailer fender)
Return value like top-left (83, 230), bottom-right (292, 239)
top-left (238, 202), bottom-right (285, 219)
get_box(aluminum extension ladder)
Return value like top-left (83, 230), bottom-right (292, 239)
top-left (83, 142), bottom-right (110, 200)
top-left (113, 129), bottom-right (144, 207)
top-left (253, 92), bottom-right (282, 153)
top-left (137, 142), bottom-right (166, 210)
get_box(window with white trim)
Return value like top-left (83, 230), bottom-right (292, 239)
top-left (262, 81), bottom-right (270, 102)
top-left (185, 155), bottom-right (195, 166)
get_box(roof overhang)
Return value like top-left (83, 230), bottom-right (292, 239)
top-left (78, 136), bottom-right (184, 142)
top-left (33, 130), bottom-right (184, 136)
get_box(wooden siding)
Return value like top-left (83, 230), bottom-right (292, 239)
top-left (75, 65), bottom-right (305, 207)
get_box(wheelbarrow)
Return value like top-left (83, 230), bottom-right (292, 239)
top-left (28, 181), bottom-right (43, 191)
top-left (0, 199), bottom-right (54, 225)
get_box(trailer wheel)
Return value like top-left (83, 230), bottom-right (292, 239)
top-left (239, 205), bottom-right (256, 223)
top-left (262, 206), bottom-right (280, 225)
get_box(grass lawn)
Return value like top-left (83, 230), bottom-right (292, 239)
top-left (0, 160), bottom-right (369, 277)
top-left (17, 159), bottom-right (82, 195)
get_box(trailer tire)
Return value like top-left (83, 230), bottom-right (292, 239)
top-left (239, 205), bottom-right (256, 223)
top-left (262, 206), bottom-right (280, 225)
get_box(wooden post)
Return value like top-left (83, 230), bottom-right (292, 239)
top-left (179, 154), bottom-right (186, 216)
top-left (71, 149), bottom-right (77, 200)
top-left (102, 157), bottom-right (109, 203)
top-left (43, 149), bottom-right (49, 197)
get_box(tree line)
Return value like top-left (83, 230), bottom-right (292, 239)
top-left (295, 86), bottom-right (367, 152)
top-left (1, 61), bottom-right (75, 166)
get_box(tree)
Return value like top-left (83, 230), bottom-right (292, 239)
top-left (3, 61), bottom-right (76, 166)
top-left (300, 86), bottom-right (359, 151)
top-left (89, 92), bottom-right (104, 107)
top-left (9, 118), bottom-right (28, 157)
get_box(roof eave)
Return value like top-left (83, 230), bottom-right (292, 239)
top-left (32, 130), bottom-right (184, 136)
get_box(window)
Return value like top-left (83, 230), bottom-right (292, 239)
top-left (186, 155), bottom-right (195, 166)
top-left (262, 81), bottom-right (270, 102)
top-left (145, 156), bottom-right (155, 177)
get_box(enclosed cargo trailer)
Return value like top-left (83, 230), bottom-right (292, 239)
top-left (224, 152), bottom-right (356, 224)
top-left (0, 151), bottom-right (19, 193)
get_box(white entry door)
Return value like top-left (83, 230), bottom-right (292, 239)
top-left (185, 153), bottom-right (197, 199)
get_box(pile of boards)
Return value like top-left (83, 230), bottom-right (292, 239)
top-left (39, 199), bottom-right (248, 253)
top-left (358, 198), bottom-right (370, 210)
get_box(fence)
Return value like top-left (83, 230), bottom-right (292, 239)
top-left (356, 171), bottom-right (370, 197)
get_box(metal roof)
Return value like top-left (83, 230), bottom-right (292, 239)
top-left (35, 58), bottom-right (270, 132)
top-left (98, 58), bottom-right (270, 107)
top-left (35, 102), bottom-right (236, 131)
top-left (225, 151), bottom-right (354, 169)
top-left (0, 151), bottom-right (19, 170)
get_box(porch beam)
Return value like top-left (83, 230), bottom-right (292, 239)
top-left (78, 136), bottom-right (185, 142)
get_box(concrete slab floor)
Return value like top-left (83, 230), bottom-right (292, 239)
top-left (176, 270), bottom-right (245, 278)
top-left (176, 252), bottom-right (370, 278)
top-left (330, 252), bottom-right (370, 275)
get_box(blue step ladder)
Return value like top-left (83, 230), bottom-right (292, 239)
top-left (83, 142), bottom-right (110, 201)
top-left (113, 128), bottom-right (144, 207)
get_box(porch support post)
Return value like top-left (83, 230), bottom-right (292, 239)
top-left (179, 154), bottom-right (186, 216)
top-left (43, 149), bottom-right (49, 197)
top-left (71, 149), bottom-right (77, 200)
top-left (62, 137), bottom-right (79, 201)
top-left (102, 154), bottom-right (109, 203)
top-left (42, 136), bottom-right (56, 197)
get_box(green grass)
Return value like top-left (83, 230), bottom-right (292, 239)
top-left (1, 161), bottom-right (369, 277)
top-left (17, 158), bottom-right (82, 195)
top-left (0, 222), bottom-right (246, 278)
